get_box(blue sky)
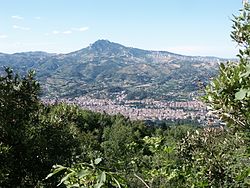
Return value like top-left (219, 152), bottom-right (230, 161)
top-left (0, 0), bottom-right (243, 57)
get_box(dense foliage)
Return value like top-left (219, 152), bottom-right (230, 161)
top-left (0, 3), bottom-right (250, 188)
top-left (0, 66), bottom-right (196, 187)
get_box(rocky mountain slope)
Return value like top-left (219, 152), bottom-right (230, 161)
top-left (0, 40), bottom-right (227, 101)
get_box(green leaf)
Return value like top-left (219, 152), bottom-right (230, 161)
top-left (208, 95), bottom-right (213, 102)
top-left (235, 89), bottom-right (248, 100)
top-left (77, 169), bottom-right (90, 179)
top-left (241, 63), bottom-right (250, 77)
top-left (58, 171), bottom-right (75, 186)
top-left (164, 146), bottom-right (174, 153)
top-left (246, 63), bottom-right (250, 71)
top-left (100, 171), bottom-right (106, 183)
top-left (241, 70), bottom-right (250, 77)
top-left (71, 183), bottom-right (80, 187)
top-left (94, 158), bottom-right (102, 165)
top-left (111, 176), bottom-right (122, 188)
top-left (45, 165), bottom-right (67, 179)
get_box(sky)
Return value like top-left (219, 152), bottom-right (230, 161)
top-left (0, 0), bottom-right (243, 58)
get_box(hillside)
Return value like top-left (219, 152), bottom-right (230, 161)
top-left (0, 40), bottom-right (226, 101)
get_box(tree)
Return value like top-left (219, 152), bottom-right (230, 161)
top-left (0, 69), bottom-right (84, 187)
top-left (0, 68), bottom-right (41, 186)
top-left (175, 3), bottom-right (250, 187)
top-left (203, 3), bottom-right (250, 129)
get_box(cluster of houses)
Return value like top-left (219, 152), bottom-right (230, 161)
top-left (43, 96), bottom-right (214, 123)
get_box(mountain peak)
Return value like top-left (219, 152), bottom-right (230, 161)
top-left (89, 39), bottom-right (126, 52)
top-left (93, 39), bottom-right (112, 45)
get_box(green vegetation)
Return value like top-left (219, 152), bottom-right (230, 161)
top-left (0, 3), bottom-right (250, 188)
top-left (0, 67), bottom-right (197, 187)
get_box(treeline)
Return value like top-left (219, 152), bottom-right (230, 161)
top-left (0, 68), bottom-right (248, 188)
top-left (0, 67), bottom-right (198, 187)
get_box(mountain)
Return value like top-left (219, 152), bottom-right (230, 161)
top-left (0, 40), bottom-right (228, 101)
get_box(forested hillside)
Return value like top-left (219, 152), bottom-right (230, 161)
top-left (0, 40), bottom-right (224, 101)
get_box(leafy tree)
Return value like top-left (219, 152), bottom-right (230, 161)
top-left (177, 128), bottom-right (249, 187)
top-left (203, 3), bottom-right (250, 129)
top-left (0, 67), bottom-right (41, 186)
top-left (102, 122), bottom-right (135, 164)
top-left (0, 69), bottom-right (88, 187)
top-left (174, 3), bottom-right (250, 187)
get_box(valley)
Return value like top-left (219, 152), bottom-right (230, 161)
top-left (0, 40), bottom-right (230, 123)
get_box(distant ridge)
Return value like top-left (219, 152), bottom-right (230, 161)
top-left (0, 40), bottom-right (231, 100)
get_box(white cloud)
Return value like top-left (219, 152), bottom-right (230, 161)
top-left (0, 35), bottom-right (7, 39)
top-left (52, 30), bottom-right (60, 34)
top-left (34, 16), bottom-right (41, 20)
top-left (49, 26), bottom-right (88, 36)
top-left (72, 27), bottom-right (89, 32)
top-left (52, 30), bottom-right (73, 35)
top-left (13, 25), bottom-right (30, 31)
top-left (11, 15), bottom-right (24, 20)
top-left (79, 27), bottom-right (89, 32)
top-left (62, 30), bottom-right (72, 34)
